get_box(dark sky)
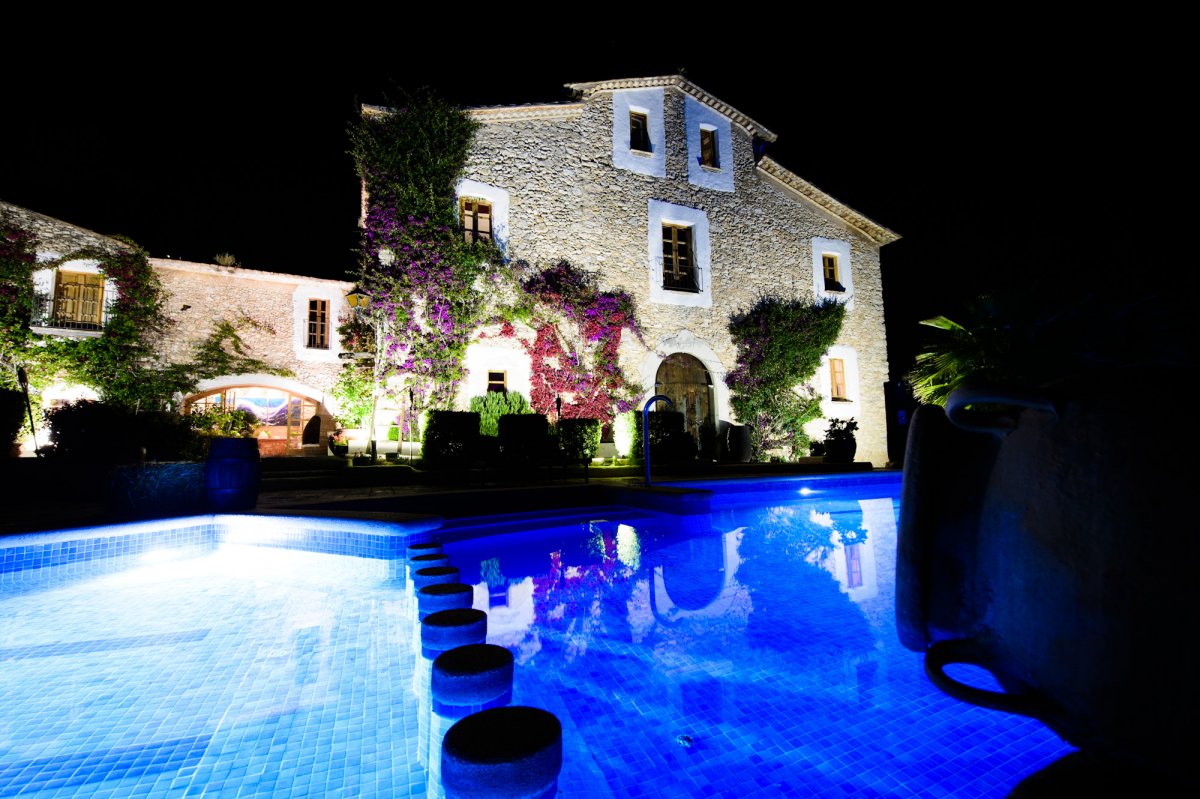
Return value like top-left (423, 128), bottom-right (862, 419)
top-left (3, 27), bottom-right (1164, 380)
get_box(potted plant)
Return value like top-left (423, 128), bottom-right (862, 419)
top-left (328, 429), bottom-right (350, 457)
top-left (823, 417), bottom-right (858, 463)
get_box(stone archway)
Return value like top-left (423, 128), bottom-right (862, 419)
top-left (655, 352), bottom-right (714, 449)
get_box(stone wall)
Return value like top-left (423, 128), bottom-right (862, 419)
top-left (152, 259), bottom-right (352, 408)
top-left (460, 83), bottom-right (894, 465)
top-left (1, 199), bottom-right (127, 258)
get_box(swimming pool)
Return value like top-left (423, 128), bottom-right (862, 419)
top-left (0, 474), bottom-right (1073, 797)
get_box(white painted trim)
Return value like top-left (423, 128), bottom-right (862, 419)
top-left (292, 285), bottom-right (346, 363)
top-left (806, 344), bottom-right (861, 439)
top-left (637, 330), bottom-right (730, 423)
top-left (685, 96), bottom-right (734, 192)
top-left (647, 200), bottom-right (712, 309)
top-left (612, 88), bottom-right (666, 177)
top-left (460, 341), bottom-right (531, 407)
top-left (188, 374), bottom-right (336, 413)
top-left (455, 179), bottom-right (511, 253)
top-left (811, 237), bottom-right (855, 310)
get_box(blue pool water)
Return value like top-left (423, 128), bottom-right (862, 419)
top-left (0, 475), bottom-right (1074, 797)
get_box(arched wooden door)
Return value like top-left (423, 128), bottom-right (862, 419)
top-left (655, 353), bottom-right (714, 449)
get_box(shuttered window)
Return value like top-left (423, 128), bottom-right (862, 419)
top-left (460, 198), bottom-right (493, 243)
top-left (307, 299), bottom-right (329, 349)
top-left (661, 224), bottom-right (697, 292)
top-left (700, 128), bottom-right (718, 167)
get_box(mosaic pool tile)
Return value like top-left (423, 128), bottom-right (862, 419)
top-left (1, 476), bottom-right (1074, 797)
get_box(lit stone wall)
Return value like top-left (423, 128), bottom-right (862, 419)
top-left (151, 259), bottom-right (352, 410)
top-left (461, 86), bottom-right (893, 465)
top-left (0, 200), bottom-right (126, 258)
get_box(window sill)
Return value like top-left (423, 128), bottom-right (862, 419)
top-left (30, 325), bottom-right (103, 339)
top-left (662, 285), bottom-right (701, 294)
top-left (630, 149), bottom-right (653, 157)
top-left (700, 164), bottom-right (722, 173)
top-left (831, 396), bottom-right (854, 403)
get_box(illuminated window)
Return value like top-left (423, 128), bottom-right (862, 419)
top-left (661, 224), bottom-right (696, 292)
top-left (845, 543), bottom-right (863, 588)
top-left (823, 254), bottom-right (845, 292)
top-left (630, 111), bottom-right (651, 153)
top-left (460, 198), bottom-right (493, 243)
top-left (49, 271), bottom-right (105, 330)
top-left (830, 358), bottom-right (848, 401)
top-left (305, 299), bottom-right (329, 349)
top-left (699, 127), bottom-right (719, 168)
top-left (487, 370), bottom-right (507, 393)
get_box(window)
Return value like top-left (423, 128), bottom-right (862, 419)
top-left (487, 371), bottom-right (506, 393)
top-left (307, 299), bottom-right (329, 349)
top-left (830, 358), bottom-right (848, 401)
top-left (700, 127), bottom-right (719, 168)
top-left (823, 254), bottom-right (845, 292)
top-left (630, 111), bottom-right (651, 153)
top-left (845, 543), bottom-right (863, 588)
top-left (460, 198), bottom-right (492, 243)
top-left (661, 224), bottom-right (697, 292)
top-left (50, 271), bottom-right (105, 330)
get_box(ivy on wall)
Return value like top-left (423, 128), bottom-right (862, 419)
top-left (1, 216), bottom-right (289, 429)
top-left (726, 296), bottom-right (845, 460)
top-left (349, 90), bottom-right (505, 413)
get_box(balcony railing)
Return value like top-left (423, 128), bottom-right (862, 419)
top-left (31, 290), bottom-right (109, 332)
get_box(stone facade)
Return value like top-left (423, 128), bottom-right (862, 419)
top-left (456, 77), bottom-right (898, 465)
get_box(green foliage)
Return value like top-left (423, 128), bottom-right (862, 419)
top-left (44, 401), bottom-right (204, 463)
top-left (421, 410), bottom-right (481, 467)
top-left (348, 89), bottom-right (481, 227)
top-left (557, 418), bottom-right (601, 463)
top-left (498, 413), bottom-right (552, 463)
top-left (187, 406), bottom-right (260, 439)
top-left (0, 218), bottom-right (37, 386)
top-left (469, 391), bottom-right (533, 437)
top-left (627, 410), bottom-right (695, 465)
top-left (726, 297), bottom-right (846, 461)
top-left (189, 317), bottom-right (288, 381)
top-left (331, 365), bottom-right (374, 428)
top-left (825, 417), bottom-right (858, 442)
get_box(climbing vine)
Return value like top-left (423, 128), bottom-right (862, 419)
top-left (349, 90), bottom-right (504, 412)
top-left (489, 261), bottom-right (642, 426)
top-left (726, 296), bottom-right (845, 460)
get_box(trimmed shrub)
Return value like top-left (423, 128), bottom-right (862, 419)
top-left (498, 413), bottom-right (553, 463)
top-left (422, 411), bottom-right (481, 468)
top-left (629, 411), bottom-right (695, 464)
top-left (469, 391), bottom-right (533, 437)
top-left (46, 401), bottom-right (204, 463)
top-left (557, 418), bottom-right (601, 464)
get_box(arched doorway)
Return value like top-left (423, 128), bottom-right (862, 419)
top-left (655, 353), bottom-right (714, 449)
top-left (185, 385), bottom-right (324, 453)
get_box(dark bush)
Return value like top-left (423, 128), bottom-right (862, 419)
top-left (557, 418), bottom-right (601, 464)
top-left (45, 401), bottom-right (203, 463)
top-left (630, 411), bottom-right (695, 464)
top-left (498, 413), bottom-right (553, 463)
top-left (422, 411), bottom-right (481, 468)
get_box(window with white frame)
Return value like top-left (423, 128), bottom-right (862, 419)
top-left (30, 260), bottom-right (115, 335)
top-left (821, 346), bottom-right (859, 406)
top-left (811, 237), bottom-right (854, 308)
top-left (306, 299), bottom-right (330, 350)
top-left (647, 200), bottom-right (711, 308)
top-left (685, 95), bottom-right (734, 192)
top-left (455, 180), bottom-right (510, 252)
top-left (612, 88), bottom-right (666, 177)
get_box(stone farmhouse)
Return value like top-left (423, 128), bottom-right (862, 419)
top-left (3, 75), bottom-right (897, 464)
top-left (448, 75), bottom-right (898, 464)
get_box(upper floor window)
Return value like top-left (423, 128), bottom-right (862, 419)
top-left (823, 254), bottom-right (845, 292)
top-left (460, 198), bottom-right (493, 244)
top-left (700, 127), bottom-right (719, 168)
top-left (661, 224), bottom-right (697, 292)
top-left (31, 263), bottom-right (112, 335)
top-left (53, 271), bottom-right (105, 330)
top-left (307, 299), bottom-right (329, 349)
top-left (685, 96), bottom-right (733, 192)
top-left (812, 237), bottom-right (854, 309)
top-left (612, 88), bottom-right (665, 177)
top-left (630, 111), bottom-right (651, 153)
top-left (830, 358), bottom-right (848, 401)
top-left (487, 370), bottom-right (507, 393)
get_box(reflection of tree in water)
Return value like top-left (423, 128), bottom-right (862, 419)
top-left (532, 523), bottom-right (639, 661)
top-left (735, 503), bottom-right (874, 669)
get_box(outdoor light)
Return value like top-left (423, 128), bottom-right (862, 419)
top-left (345, 288), bottom-right (370, 309)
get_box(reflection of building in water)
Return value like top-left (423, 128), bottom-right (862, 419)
top-left (650, 528), bottom-right (747, 623)
top-left (471, 577), bottom-right (535, 657)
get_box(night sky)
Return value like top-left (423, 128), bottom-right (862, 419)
top-left (3, 28), bottom-right (1162, 380)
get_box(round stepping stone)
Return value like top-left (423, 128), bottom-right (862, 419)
top-left (441, 706), bottom-right (562, 799)
top-left (419, 583), bottom-right (475, 618)
top-left (428, 644), bottom-right (515, 794)
top-left (414, 566), bottom-right (462, 594)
